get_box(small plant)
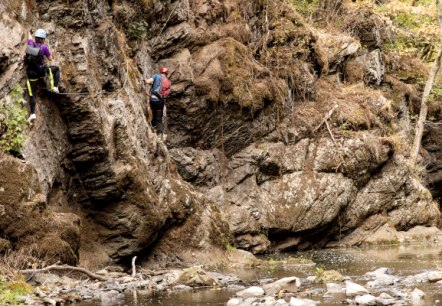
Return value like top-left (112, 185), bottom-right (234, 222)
top-left (0, 276), bottom-right (34, 306)
top-left (225, 243), bottom-right (236, 252)
top-left (127, 20), bottom-right (149, 40)
top-left (268, 257), bottom-right (279, 265)
top-left (315, 267), bottom-right (324, 278)
top-left (0, 84), bottom-right (28, 154)
top-left (291, 0), bottom-right (319, 18)
top-left (428, 83), bottom-right (442, 105)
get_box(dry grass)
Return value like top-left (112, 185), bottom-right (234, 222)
top-left (0, 247), bottom-right (46, 281)
top-left (313, 79), bottom-right (395, 133)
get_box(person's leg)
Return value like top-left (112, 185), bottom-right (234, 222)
top-left (150, 100), bottom-right (164, 133)
top-left (150, 100), bottom-right (158, 131)
top-left (155, 100), bottom-right (165, 134)
top-left (50, 66), bottom-right (60, 87)
top-left (26, 78), bottom-right (38, 115)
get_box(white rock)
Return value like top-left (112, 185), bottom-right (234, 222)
top-left (376, 292), bottom-right (397, 305)
top-left (366, 274), bottom-right (399, 288)
top-left (263, 276), bottom-right (301, 294)
top-left (365, 267), bottom-right (392, 277)
top-left (259, 296), bottom-right (277, 306)
top-left (236, 286), bottom-right (265, 298)
top-left (355, 294), bottom-right (377, 305)
top-left (275, 298), bottom-right (290, 306)
top-left (411, 288), bottom-right (424, 303)
top-left (428, 271), bottom-right (442, 282)
top-left (403, 272), bottom-right (429, 285)
top-left (226, 297), bottom-right (242, 306)
top-left (326, 282), bottom-right (345, 294)
top-left (241, 297), bottom-right (258, 305)
top-left (345, 280), bottom-right (369, 296)
top-left (289, 297), bottom-right (318, 306)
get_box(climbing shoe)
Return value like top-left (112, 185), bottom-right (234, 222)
top-left (52, 86), bottom-right (59, 93)
top-left (28, 113), bottom-right (36, 122)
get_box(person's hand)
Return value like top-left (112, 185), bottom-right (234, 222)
top-left (29, 29), bottom-right (33, 34)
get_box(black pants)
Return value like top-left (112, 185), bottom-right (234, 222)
top-left (26, 66), bottom-right (60, 114)
top-left (150, 99), bottom-right (165, 134)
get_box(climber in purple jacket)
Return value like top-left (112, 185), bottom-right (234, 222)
top-left (25, 28), bottom-right (60, 122)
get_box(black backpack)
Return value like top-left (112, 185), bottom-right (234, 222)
top-left (24, 45), bottom-right (42, 70)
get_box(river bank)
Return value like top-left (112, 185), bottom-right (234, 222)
top-left (3, 241), bottom-right (441, 305)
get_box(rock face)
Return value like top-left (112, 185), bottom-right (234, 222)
top-left (0, 153), bottom-right (80, 264)
top-left (0, 0), bottom-right (440, 267)
top-left (423, 123), bottom-right (442, 204)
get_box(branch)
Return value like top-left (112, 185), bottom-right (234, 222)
top-left (325, 120), bottom-right (346, 167)
top-left (20, 264), bottom-right (108, 281)
top-left (131, 256), bottom-right (137, 277)
top-left (314, 104), bottom-right (338, 133)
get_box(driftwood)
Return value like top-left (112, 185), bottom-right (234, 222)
top-left (20, 264), bottom-right (108, 281)
top-left (131, 256), bottom-right (137, 277)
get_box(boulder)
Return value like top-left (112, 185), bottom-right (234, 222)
top-left (262, 277), bottom-right (301, 295)
top-left (289, 297), bottom-right (318, 306)
top-left (177, 266), bottom-right (220, 287)
top-left (345, 280), bottom-right (369, 297)
top-left (236, 286), bottom-right (265, 298)
top-left (355, 294), bottom-right (377, 305)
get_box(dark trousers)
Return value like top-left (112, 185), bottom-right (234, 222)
top-left (26, 66), bottom-right (60, 114)
top-left (150, 99), bottom-right (165, 134)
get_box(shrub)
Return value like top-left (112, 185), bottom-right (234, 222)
top-left (127, 20), bottom-right (149, 40)
top-left (0, 84), bottom-right (28, 154)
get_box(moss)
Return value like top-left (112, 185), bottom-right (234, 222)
top-left (0, 277), bottom-right (34, 306)
top-left (315, 269), bottom-right (344, 283)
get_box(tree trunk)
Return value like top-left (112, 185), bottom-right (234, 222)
top-left (411, 0), bottom-right (442, 165)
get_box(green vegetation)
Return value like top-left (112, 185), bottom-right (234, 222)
top-left (127, 20), bottom-right (149, 40)
top-left (386, 10), bottom-right (435, 31)
top-left (0, 276), bottom-right (33, 305)
top-left (225, 243), bottom-right (236, 252)
top-left (373, 0), bottom-right (438, 60)
top-left (290, 0), bottom-right (319, 18)
top-left (0, 84), bottom-right (28, 153)
top-left (429, 83), bottom-right (442, 105)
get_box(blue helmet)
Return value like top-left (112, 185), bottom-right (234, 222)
top-left (34, 29), bottom-right (47, 39)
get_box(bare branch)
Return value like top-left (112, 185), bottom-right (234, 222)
top-left (20, 264), bottom-right (108, 281)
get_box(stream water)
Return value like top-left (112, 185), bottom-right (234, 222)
top-left (78, 242), bottom-right (442, 305)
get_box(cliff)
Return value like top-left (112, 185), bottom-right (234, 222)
top-left (0, 0), bottom-right (441, 268)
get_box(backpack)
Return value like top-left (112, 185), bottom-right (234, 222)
top-left (24, 44), bottom-right (42, 70)
top-left (152, 76), bottom-right (171, 100)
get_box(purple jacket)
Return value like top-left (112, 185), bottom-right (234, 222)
top-left (27, 39), bottom-right (51, 70)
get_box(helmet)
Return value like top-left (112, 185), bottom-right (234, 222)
top-left (34, 29), bottom-right (47, 39)
top-left (159, 67), bottom-right (169, 75)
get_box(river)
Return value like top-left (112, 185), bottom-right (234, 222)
top-left (78, 242), bottom-right (442, 305)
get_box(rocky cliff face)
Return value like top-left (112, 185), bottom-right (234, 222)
top-left (0, 0), bottom-right (441, 267)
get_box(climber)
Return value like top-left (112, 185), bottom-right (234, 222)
top-left (25, 28), bottom-right (60, 122)
top-left (144, 67), bottom-right (171, 135)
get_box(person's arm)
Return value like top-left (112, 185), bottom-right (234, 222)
top-left (144, 77), bottom-right (154, 85)
top-left (28, 29), bottom-right (33, 41)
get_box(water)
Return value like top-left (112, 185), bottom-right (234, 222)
top-left (78, 243), bottom-right (442, 305)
